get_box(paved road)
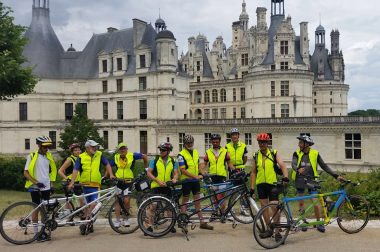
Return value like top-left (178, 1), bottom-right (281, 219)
top-left (1, 222), bottom-right (379, 252)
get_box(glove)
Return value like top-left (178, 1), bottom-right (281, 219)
top-left (282, 177), bottom-right (290, 183)
top-left (36, 182), bottom-right (45, 189)
top-left (249, 188), bottom-right (255, 197)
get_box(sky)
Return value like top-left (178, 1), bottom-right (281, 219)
top-left (3, 0), bottom-right (380, 111)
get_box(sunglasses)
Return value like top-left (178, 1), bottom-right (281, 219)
top-left (258, 141), bottom-right (268, 145)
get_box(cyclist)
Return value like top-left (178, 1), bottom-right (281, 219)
top-left (108, 142), bottom-right (148, 228)
top-left (145, 142), bottom-right (178, 234)
top-left (291, 134), bottom-right (344, 233)
top-left (23, 136), bottom-right (57, 242)
top-left (200, 133), bottom-right (233, 211)
top-left (69, 139), bottom-right (115, 234)
top-left (178, 134), bottom-right (213, 230)
top-left (250, 133), bottom-right (288, 241)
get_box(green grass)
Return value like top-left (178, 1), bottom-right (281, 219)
top-left (0, 190), bottom-right (31, 213)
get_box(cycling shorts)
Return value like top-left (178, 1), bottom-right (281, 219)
top-left (257, 183), bottom-right (279, 201)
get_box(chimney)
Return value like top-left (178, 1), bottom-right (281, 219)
top-left (107, 27), bottom-right (118, 33)
top-left (133, 19), bottom-right (147, 48)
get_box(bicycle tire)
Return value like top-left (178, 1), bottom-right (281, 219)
top-left (337, 195), bottom-right (369, 234)
top-left (108, 194), bottom-right (140, 234)
top-left (137, 196), bottom-right (176, 238)
top-left (253, 203), bottom-right (290, 249)
top-left (0, 201), bottom-right (47, 245)
top-left (228, 191), bottom-right (254, 224)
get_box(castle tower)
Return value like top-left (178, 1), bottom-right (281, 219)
top-left (155, 12), bottom-right (166, 32)
top-left (300, 22), bottom-right (310, 66)
top-left (271, 0), bottom-right (285, 16)
top-left (256, 7), bottom-right (267, 31)
top-left (156, 29), bottom-right (177, 72)
top-left (331, 29), bottom-right (340, 55)
top-left (330, 29), bottom-right (344, 81)
top-left (315, 24), bottom-right (325, 48)
top-left (239, 0), bottom-right (249, 32)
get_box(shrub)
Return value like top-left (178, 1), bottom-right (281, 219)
top-left (0, 156), bottom-right (26, 191)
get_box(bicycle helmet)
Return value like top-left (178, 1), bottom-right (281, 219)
top-left (230, 128), bottom-right (240, 134)
top-left (256, 133), bottom-right (270, 141)
top-left (297, 134), bottom-right (314, 146)
top-left (183, 134), bottom-right (194, 144)
top-left (117, 142), bottom-right (127, 150)
top-left (211, 133), bottom-right (221, 140)
top-left (69, 143), bottom-right (80, 152)
top-left (36, 136), bottom-right (52, 146)
top-left (158, 142), bottom-right (173, 152)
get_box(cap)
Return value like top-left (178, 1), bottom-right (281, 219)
top-left (117, 142), bottom-right (128, 150)
top-left (85, 140), bottom-right (99, 147)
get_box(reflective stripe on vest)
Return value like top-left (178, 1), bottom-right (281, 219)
top-left (79, 151), bottom-right (102, 186)
top-left (206, 147), bottom-right (227, 177)
top-left (226, 141), bottom-right (246, 169)
top-left (291, 149), bottom-right (319, 180)
top-left (151, 156), bottom-right (174, 189)
top-left (114, 152), bottom-right (134, 179)
top-left (255, 149), bottom-right (277, 185)
top-left (25, 151), bottom-right (57, 189)
top-left (179, 149), bottom-right (199, 180)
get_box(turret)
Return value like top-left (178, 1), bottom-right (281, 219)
top-left (271, 0), bottom-right (285, 16)
top-left (331, 29), bottom-right (340, 55)
top-left (239, 0), bottom-right (249, 32)
top-left (156, 30), bottom-right (177, 72)
top-left (300, 22), bottom-right (309, 66)
top-left (256, 7), bottom-right (267, 31)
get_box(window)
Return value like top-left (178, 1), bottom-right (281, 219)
top-left (220, 89), bottom-right (226, 102)
top-left (240, 88), bottom-right (245, 101)
top-left (212, 89), bottom-right (218, 102)
top-left (245, 133), bottom-right (252, 145)
top-left (271, 64), bottom-right (275, 70)
top-left (171, 49), bottom-right (174, 56)
top-left (212, 109), bottom-right (218, 119)
top-left (280, 61), bottom-right (289, 70)
top-left (314, 108), bottom-right (317, 113)
top-left (314, 92), bottom-right (317, 96)
top-left (240, 107), bottom-right (246, 119)
top-left (25, 139), bottom-right (30, 150)
top-left (314, 99), bottom-right (317, 105)
top-left (271, 104), bottom-right (275, 118)
top-left (345, 133), bottom-right (361, 160)
top-left (78, 103), bottom-right (87, 116)
top-left (242, 71), bottom-right (248, 77)
top-left (102, 80), bottom-right (108, 93)
top-left (171, 78), bottom-right (174, 84)
top-left (280, 81), bottom-right (289, 96)
top-left (117, 101), bottom-right (123, 120)
top-left (19, 102), bottom-right (27, 121)
top-left (140, 55), bottom-right (146, 68)
top-left (139, 76), bottom-right (147, 91)
top-left (271, 81), bottom-right (275, 97)
top-left (204, 133), bottom-right (212, 151)
top-left (204, 90), bottom-right (210, 103)
top-left (116, 58), bottom-right (122, 71)
top-left (280, 40), bottom-right (289, 55)
top-left (330, 98), bottom-right (333, 104)
top-left (233, 108), bottom-right (237, 119)
top-left (204, 109), bottom-right (210, 119)
top-left (103, 102), bottom-right (108, 120)
top-left (330, 91), bottom-right (333, 95)
top-left (197, 76), bottom-right (200, 83)
top-left (179, 133), bottom-right (185, 151)
top-left (233, 88), bottom-right (236, 101)
top-left (196, 61), bottom-right (200, 71)
top-left (241, 53), bottom-right (248, 66)
top-left (139, 100), bottom-right (147, 119)
top-left (49, 131), bottom-right (56, 149)
top-left (267, 133), bottom-right (273, 148)
top-left (281, 104), bottom-right (289, 118)
top-left (221, 108), bottom-right (226, 119)
top-left (103, 131), bottom-right (109, 149)
top-left (172, 90), bottom-right (175, 96)
top-left (226, 133), bottom-right (231, 144)
top-left (330, 107), bottom-right (333, 113)
top-left (116, 79), bottom-right (123, 92)
top-left (65, 103), bottom-right (73, 120)
top-left (195, 90), bottom-right (202, 103)
top-left (102, 60), bottom-right (107, 72)
top-left (140, 131), bottom-right (147, 153)
top-left (118, 131), bottom-right (123, 143)
top-left (172, 105), bottom-right (175, 111)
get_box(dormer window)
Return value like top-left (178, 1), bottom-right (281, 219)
top-left (102, 60), bottom-right (107, 72)
top-left (116, 58), bottom-right (122, 71)
top-left (140, 55), bottom-right (146, 68)
top-left (280, 41), bottom-right (289, 55)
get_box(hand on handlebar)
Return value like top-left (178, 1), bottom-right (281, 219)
top-left (36, 182), bottom-right (45, 189)
top-left (337, 175), bottom-right (345, 182)
top-left (157, 180), bottom-right (166, 187)
top-left (297, 167), bottom-right (306, 174)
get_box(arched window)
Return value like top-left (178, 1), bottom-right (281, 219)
top-left (220, 89), bottom-right (226, 102)
top-left (212, 89), bottom-right (218, 102)
top-left (204, 90), bottom-right (210, 103)
top-left (195, 90), bottom-right (202, 104)
top-left (195, 109), bottom-right (202, 120)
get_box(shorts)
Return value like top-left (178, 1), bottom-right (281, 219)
top-left (83, 186), bottom-right (99, 203)
top-left (257, 183), bottom-right (279, 201)
top-left (210, 175), bottom-right (226, 184)
top-left (152, 187), bottom-right (172, 197)
top-left (30, 190), bottom-right (51, 205)
top-left (296, 188), bottom-right (318, 195)
top-left (182, 180), bottom-right (201, 197)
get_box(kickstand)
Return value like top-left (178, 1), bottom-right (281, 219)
top-left (181, 227), bottom-right (189, 241)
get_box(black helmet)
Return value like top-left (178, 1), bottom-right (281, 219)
top-left (158, 142), bottom-right (173, 152)
top-left (183, 135), bottom-right (194, 144)
top-left (297, 134), bottom-right (314, 146)
top-left (211, 133), bottom-right (221, 140)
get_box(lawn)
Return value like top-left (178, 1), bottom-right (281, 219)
top-left (0, 190), bottom-right (31, 213)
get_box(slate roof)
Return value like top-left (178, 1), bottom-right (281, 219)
top-left (311, 46), bottom-right (334, 80)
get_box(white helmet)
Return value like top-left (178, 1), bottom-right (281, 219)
top-left (36, 136), bottom-right (52, 146)
top-left (297, 134), bottom-right (314, 146)
top-left (230, 128), bottom-right (239, 134)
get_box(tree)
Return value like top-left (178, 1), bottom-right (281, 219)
top-left (348, 109), bottom-right (380, 116)
top-left (58, 104), bottom-right (104, 157)
top-left (0, 3), bottom-right (37, 100)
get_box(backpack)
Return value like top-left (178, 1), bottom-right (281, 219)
top-left (255, 149), bottom-right (283, 176)
top-left (152, 155), bottom-right (174, 177)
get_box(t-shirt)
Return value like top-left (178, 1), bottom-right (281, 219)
top-left (24, 153), bottom-right (51, 191)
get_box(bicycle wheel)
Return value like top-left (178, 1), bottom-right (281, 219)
top-left (137, 196), bottom-right (176, 238)
top-left (108, 194), bottom-right (140, 234)
top-left (337, 195), bottom-right (369, 234)
top-left (0, 201), bottom-right (47, 245)
top-left (228, 191), bottom-right (254, 224)
top-left (253, 203), bottom-right (290, 249)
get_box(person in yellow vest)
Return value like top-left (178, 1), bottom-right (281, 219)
top-left (69, 139), bottom-right (115, 233)
top-left (145, 142), bottom-right (178, 234)
top-left (23, 135), bottom-right (57, 242)
top-left (109, 142), bottom-right (148, 228)
top-left (178, 134), bottom-right (213, 230)
top-left (292, 134), bottom-right (344, 233)
top-left (225, 128), bottom-right (248, 174)
top-left (200, 133), bottom-right (233, 211)
top-left (250, 133), bottom-right (288, 241)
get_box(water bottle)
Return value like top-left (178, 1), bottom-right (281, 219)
top-left (248, 197), bottom-right (259, 215)
top-left (91, 201), bottom-right (102, 215)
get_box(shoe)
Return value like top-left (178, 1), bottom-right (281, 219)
top-left (317, 225), bottom-right (325, 233)
top-left (240, 207), bottom-right (249, 216)
top-left (301, 227), bottom-right (307, 232)
top-left (170, 227), bottom-right (176, 233)
top-left (200, 223), bottom-right (214, 230)
top-left (259, 229), bottom-right (273, 239)
top-left (114, 220), bottom-right (121, 228)
top-left (122, 219), bottom-right (131, 227)
top-left (36, 232), bottom-right (51, 242)
top-left (274, 233), bottom-right (282, 242)
top-left (88, 224), bottom-right (94, 233)
top-left (79, 224), bottom-right (86, 235)
top-left (144, 226), bottom-right (153, 236)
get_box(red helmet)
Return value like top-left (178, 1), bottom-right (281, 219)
top-left (69, 143), bottom-right (81, 152)
top-left (257, 133), bottom-right (270, 141)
